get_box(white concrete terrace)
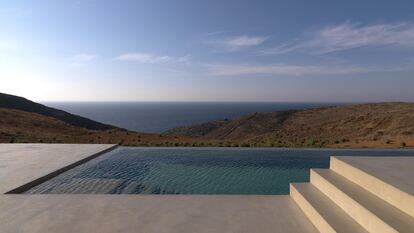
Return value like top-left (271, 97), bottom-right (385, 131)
top-left (0, 144), bottom-right (413, 233)
top-left (0, 144), bottom-right (316, 233)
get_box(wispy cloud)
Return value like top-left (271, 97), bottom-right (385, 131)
top-left (261, 22), bottom-right (414, 55)
top-left (208, 63), bottom-right (389, 76)
top-left (114, 53), bottom-right (189, 63)
top-left (73, 53), bottom-right (97, 62)
top-left (221, 36), bottom-right (267, 48)
top-left (207, 35), bottom-right (268, 51)
top-left (70, 53), bottom-right (97, 66)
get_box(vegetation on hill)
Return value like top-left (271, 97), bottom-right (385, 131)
top-left (0, 93), bottom-right (116, 130)
top-left (165, 102), bottom-right (414, 148)
top-left (0, 92), bottom-right (412, 148)
top-left (0, 108), bottom-right (204, 146)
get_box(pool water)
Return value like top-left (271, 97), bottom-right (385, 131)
top-left (26, 147), bottom-right (414, 195)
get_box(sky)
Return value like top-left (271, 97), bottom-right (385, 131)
top-left (1, 0), bottom-right (414, 102)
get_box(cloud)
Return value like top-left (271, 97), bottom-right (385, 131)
top-left (70, 53), bottom-right (97, 66)
top-left (207, 35), bottom-right (268, 51)
top-left (208, 63), bottom-right (379, 76)
top-left (261, 22), bottom-right (414, 55)
top-left (221, 36), bottom-right (267, 48)
top-left (114, 53), bottom-right (189, 63)
top-left (73, 53), bottom-right (97, 62)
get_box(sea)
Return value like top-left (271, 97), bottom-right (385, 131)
top-left (44, 102), bottom-right (342, 133)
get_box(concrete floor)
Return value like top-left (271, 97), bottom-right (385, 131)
top-left (0, 144), bottom-right (317, 233)
top-left (2, 144), bottom-right (412, 233)
top-left (0, 195), bottom-right (317, 233)
top-left (0, 144), bottom-right (117, 193)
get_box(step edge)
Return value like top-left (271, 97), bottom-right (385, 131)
top-left (310, 169), bottom-right (399, 233)
top-left (290, 183), bottom-right (337, 233)
top-left (330, 156), bottom-right (414, 218)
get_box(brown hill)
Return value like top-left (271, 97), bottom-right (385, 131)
top-left (0, 108), bottom-right (200, 146)
top-left (1, 92), bottom-right (412, 148)
top-left (165, 102), bottom-right (414, 148)
top-left (0, 93), bottom-right (117, 130)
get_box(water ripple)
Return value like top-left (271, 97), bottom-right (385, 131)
top-left (26, 147), bottom-right (414, 195)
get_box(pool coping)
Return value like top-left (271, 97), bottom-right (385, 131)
top-left (13, 146), bottom-right (414, 195)
top-left (4, 144), bottom-right (118, 194)
top-left (2, 144), bottom-right (414, 233)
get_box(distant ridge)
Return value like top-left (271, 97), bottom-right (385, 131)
top-left (165, 102), bottom-right (414, 148)
top-left (0, 93), bottom-right (117, 130)
top-left (0, 92), bottom-right (412, 148)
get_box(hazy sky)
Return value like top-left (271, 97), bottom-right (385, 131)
top-left (1, 0), bottom-right (414, 102)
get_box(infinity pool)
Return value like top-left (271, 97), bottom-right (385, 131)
top-left (26, 147), bottom-right (414, 195)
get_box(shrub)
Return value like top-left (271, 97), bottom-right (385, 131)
top-left (241, 143), bottom-right (250, 147)
top-left (224, 142), bottom-right (232, 147)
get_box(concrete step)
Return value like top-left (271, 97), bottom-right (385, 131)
top-left (290, 183), bottom-right (368, 233)
top-left (311, 169), bottom-right (414, 233)
top-left (330, 156), bottom-right (414, 218)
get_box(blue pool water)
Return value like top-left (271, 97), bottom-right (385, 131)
top-left (27, 147), bottom-right (414, 195)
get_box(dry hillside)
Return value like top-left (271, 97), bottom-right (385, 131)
top-left (166, 102), bottom-right (414, 148)
top-left (1, 97), bottom-right (413, 148)
top-left (0, 93), bottom-right (116, 130)
top-left (0, 108), bottom-right (202, 146)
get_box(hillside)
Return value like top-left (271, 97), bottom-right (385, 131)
top-left (0, 108), bottom-right (201, 146)
top-left (165, 102), bottom-right (414, 148)
top-left (0, 93), bottom-right (116, 130)
top-left (1, 92), bottom-right (413, 148)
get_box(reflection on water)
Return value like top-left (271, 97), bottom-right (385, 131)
top-left (26, 147), bottom-right (414, 195)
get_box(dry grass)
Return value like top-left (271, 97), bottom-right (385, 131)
top-left (166, 102), bottom-right (414, 148)
top-left (2, 102), bottom-right (413, 148)
top-left (0, 108), bottom-right (211, 147)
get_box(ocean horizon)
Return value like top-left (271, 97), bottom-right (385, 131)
top-left (44, 102), bottom-right (345, 133)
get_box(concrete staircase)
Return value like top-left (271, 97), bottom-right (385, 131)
top-left (290, 156), bottom-right (414, 233)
